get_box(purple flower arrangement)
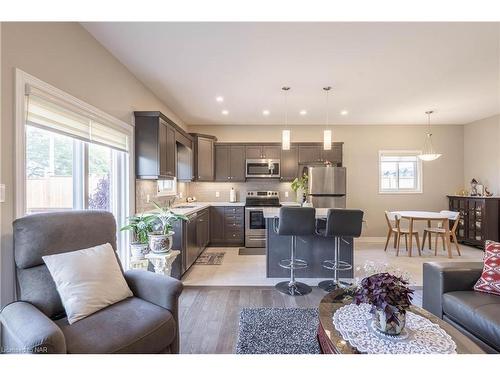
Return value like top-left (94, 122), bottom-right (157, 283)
top-left (354, 272), bottom-right (414, 325)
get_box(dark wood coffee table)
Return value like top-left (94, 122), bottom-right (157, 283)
top-left (317, 289), bottom-right (485, 354)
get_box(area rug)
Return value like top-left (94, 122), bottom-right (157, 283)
top-left (195, 252), bottom-right (225, 265)
top-left (236, 308), bottom-right (321, 354)
top-left (238, 247), bottom-right (266, 255)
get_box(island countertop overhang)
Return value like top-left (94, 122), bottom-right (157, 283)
top-left (262, 207), bottom-right (331, 219)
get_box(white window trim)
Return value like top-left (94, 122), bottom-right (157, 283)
top-left (378, 150), bottom-right (423, 194)
top-left (15, 69), bottom-right (135, 219)
top-left (157, 178), bottom-right (178, 197)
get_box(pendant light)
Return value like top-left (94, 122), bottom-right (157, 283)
top-left (282, 87), bottom-right (291, 150)
top-left (323, 86), bottom-right (332, 150)
top-left (418, 110), bottom-right (442, 161)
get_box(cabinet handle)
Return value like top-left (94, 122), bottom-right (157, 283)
top-left (227, 176), bottom-right (230, 179)
top-left (198, 176), bottom-right (201, 179)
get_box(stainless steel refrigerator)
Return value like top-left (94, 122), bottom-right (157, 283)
top-left (307, 166), bottom-right (346, 208)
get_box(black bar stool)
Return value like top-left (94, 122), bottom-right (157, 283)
top-left (273, 207), bottom-right (316, 296)
top-left (316, 209), bottom-right (364, 292)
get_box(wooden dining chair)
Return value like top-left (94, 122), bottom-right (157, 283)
top-left (422, 210), bottom-right (461, 257)
top-left (384, 211), bottom-right (421, 256)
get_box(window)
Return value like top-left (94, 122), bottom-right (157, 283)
top-left (379, 151), bottom-right (422, 193)
top-left (157, 178), bottom-right (177, 197)
top-left (18, 70), bottom-right (133, 267)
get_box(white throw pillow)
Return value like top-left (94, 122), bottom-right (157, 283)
top-left (43, 243), bottom-right (133, 324)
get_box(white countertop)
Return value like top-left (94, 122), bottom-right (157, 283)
top-left (140, 201), bottom-right (245, 216)
top-left (262, 206), bottom-right (330, 219)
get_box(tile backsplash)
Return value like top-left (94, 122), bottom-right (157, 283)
top-left (135, 180), bottom-right (190, 213)
top-left (136, 179), bottom-right (297, 212)
top-left (187, 180), bottom-right (296, 203)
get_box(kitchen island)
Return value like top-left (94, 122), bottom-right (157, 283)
top-left (263, 207), bottom-right (354, 279)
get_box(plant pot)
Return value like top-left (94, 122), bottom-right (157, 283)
top-left (130, 242), bottom-right (149, 260)
top-left (148, 231), bottom-right (174, 254)
top-left (372, 308), bottom-right (406, 336)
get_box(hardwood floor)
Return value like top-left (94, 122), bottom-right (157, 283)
top-left (178, 286), bottom-right (423, 354)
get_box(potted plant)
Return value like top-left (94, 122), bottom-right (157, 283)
top-left (354, 272), bottom-right (414, 335)
top-left (291, 173), bottom-right (309, 205)
top-left (149, 201), bottom-right (188, 253)
top-left (120, 214), bottom-right (155, 260)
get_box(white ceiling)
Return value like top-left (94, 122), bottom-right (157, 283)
top-left (83, 22), bottom-right (500, 126)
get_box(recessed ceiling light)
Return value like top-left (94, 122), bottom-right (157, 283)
top-left (340, 110), bottom-right (349, 116)
top-left (221, 110), bottom-right (229, 115)
top-left (299, 110), bottom-right (307, 116)
top-left (262, 110), bottom-right (270, 116)
top-left (216, 96), bottom-right (224, 103)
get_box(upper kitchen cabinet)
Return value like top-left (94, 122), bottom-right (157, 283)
top-left (280, 146), bottom-right (298, 181)
top-left (191, 133), bottom-right (217, 181)
top-left (134, 111), bottom-right (194, 180)
top-left (134, 112), bottom-right (178, 179)
top-left (215, 144), bottom-right (246, 182)
top-left (298, 145), bottom-right (321, 164)
top-left (298, 143), bottom-right (343, 166)
top-left (322, 143), bottom-right (343, 165)
top-left (245, 144), bottom-right (281, 159)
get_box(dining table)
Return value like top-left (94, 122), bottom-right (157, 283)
top-left (392, 211), bottom-right (453, 258)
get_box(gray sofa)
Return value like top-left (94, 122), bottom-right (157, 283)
top-left (423, 262), bottom-right (500, 353)
top-left (0, 211), bottom-right (183, 354)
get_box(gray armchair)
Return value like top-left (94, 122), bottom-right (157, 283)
top-left (423, 262), bottom-right (499, 354)
top-left (0, 211), bottom-right (183, 354)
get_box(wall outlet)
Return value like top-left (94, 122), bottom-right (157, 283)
top-left (285, 191), bottom-right (289, 198)
top-left (146, 194), bottom-right (151, 203)
top-left (0, 184), bottom-right (5, 203)
top-left (215, 191), bottom-right (220, 198)
top-left (178, 192), bottom-right (183, 199)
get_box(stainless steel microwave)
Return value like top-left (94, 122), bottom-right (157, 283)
top-left (245, 159), bottom-right (280, 178)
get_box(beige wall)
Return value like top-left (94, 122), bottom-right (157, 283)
top-left (190, 124), bottom-right (465, 237)
top-left (0, 22), bottom-right (183, 306)
top-left (463, 114), bottom-right (500, 195)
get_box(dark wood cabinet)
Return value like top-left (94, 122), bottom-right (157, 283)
top-left (298, 143), bottom-right (343, 165)
top-left (245, 145), bottom-right (280, 159)
top-left (230, 145), bottom-right (246, 181)
top-left (298, 145), bottom-right (322, 164)
top-left (134, 111), bottom-right (193, 180)
top-left (280, 146), bottom-right (299, 181)
top-left (164, 121), bottom-right (176, 177)
top-left (191, 134), bottom-right (217, 181)
top-left (245, 145), bottom-right (263, 159)
top-left (209, 206), bottom-right (244, 246)
top-left (196, 209), bottom-right (210, 250)
top-left (172, 207), bottom-right (210, 278)
top-left (209, 206), bottom-right (225, 244)
top-left (135, 115), bottom-right (176, 179)
top-left (215, 144), bottom-right (246, 181)
top-left (321, 143), bottom-right (343, 165)
top-left (448, 196), bottom-right (499, 248)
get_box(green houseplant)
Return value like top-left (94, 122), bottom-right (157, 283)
top-left (148, 201), bottom-right (188, 253)
top-left (120, 214), bottom-right (155, 260)
top-left (291, 173), bottom-right (309, 204)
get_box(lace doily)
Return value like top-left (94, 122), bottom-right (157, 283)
top-left (332, 303), bottom-right (457, 354)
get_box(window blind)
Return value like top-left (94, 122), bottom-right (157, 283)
top-left (25, 84), bottom-right (129, 152)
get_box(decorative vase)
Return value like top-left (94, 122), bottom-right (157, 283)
top-left (372, 308), bottom-right (406, 335)
top-left (148, 231), bottom-right (174, 254)
top-left (295, 188), bottom-right (304, 204)
top-left (130, 243), bottom-right (149, 260)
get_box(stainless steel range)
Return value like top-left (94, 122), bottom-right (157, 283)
top-left (244, 191), bottom-right (280, 248)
